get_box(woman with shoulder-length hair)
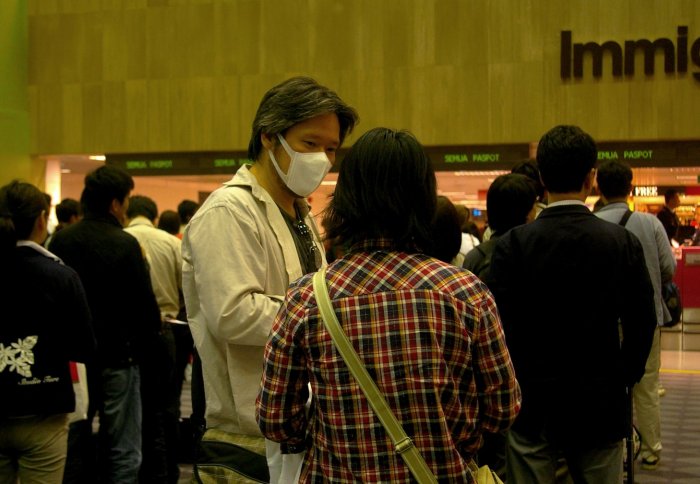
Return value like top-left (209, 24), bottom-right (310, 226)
top-left (257, 128), bottom-right (520, 482)
top-left (0, 180), bottom-right (95, 483)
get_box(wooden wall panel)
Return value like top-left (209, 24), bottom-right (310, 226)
top-left (147, 79), bottom-right (172, 148)
top-left (125, 80), bottom-right (148, 151)
top-left (28, 0), bottom-right (700, 155)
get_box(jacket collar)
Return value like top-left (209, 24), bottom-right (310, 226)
top-left (83, 213), bottom-right (123, 228)
top-left (16, 240), bottom-right (64, 264)
top-left (538, 203), bottom-right (593, 219)
top-left (226, 165), bottom-right (311, 218)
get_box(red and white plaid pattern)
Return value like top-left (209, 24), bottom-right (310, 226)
top-left (257, 239), bottom-right (520, 483)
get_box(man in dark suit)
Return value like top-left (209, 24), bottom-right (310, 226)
top-left (50, 166), bottom-right (162, 483)
top-left (489, 125), bottom-right (656, 483)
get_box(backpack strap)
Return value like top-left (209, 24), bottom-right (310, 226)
top-left (618, 209), bottom-right (633, 227)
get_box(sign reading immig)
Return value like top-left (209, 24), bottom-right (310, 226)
top-left (561, 26), bottom-right (700, 81)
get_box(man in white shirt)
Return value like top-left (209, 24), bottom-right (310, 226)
top-left (182, 77), bottom-right (358, 483)
top-left (125, 195), bottom-right (183, 483)
top-left (595, 160), bottom-right (675, 471)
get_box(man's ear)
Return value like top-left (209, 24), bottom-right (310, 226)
top-left (261, 132), bottom-right (275, 151)
top-left (584, 168), bottom-right (596, 191)
top-left (109, 198), bottom-right (120, 216)
top-left (36, 210), bottom-right (47, 232)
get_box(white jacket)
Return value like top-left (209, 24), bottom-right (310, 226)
top-left (182, 165), bottom-right (324, 435)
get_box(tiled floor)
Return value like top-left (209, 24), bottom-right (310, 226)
top-left (661, 349), bottom-right (700, 371)
top-left (178, 351), bottom-right (700, 483)
top-left (632, 350), bottom-right (700, 483)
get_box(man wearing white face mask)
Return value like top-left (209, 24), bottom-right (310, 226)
top-left (182, 77), bottom-right (358, 483)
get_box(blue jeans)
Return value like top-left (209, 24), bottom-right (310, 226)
top-left (98, 366), bottom-right (142, 484)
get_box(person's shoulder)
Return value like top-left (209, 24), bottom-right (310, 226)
top-left (23, 248), bottom-right (81, 281)
top-left (194, 182), bottom-right (257, 220)
top-left (50, 218), bottom-right (81, 242)
top-left (636, 210), bottom-right (664, 225)
top-left (425, 256), bottom-right (490, 299)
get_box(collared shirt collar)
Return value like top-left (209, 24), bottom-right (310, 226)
top-left (228, 165), bottom-right (312, 219)
top-left (127, 216), bottom-right (155, 228)
top-left (547, 199), bottom-right (586, 208)
top-left (597, 202), bottom-right (629, 212)
top-left (16, 240), bottom-right (64, 264)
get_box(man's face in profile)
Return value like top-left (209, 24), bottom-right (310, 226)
top-left (669, 193), bottom-right (681, 210)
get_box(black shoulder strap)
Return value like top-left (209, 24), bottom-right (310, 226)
top-left (618, 209), bottom-right (633, 227)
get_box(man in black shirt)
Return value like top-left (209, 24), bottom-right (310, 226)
top-left (657, 189), bottom-right (681, 244)
top-left (50, 165), bottom-right (161, 483)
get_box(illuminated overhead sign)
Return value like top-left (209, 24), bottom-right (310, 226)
top-left (426, 144), bottom-right (531, 171)
top-left (107, 141), bottom-right (700, 176)
top-left (633, 186), bottom-right (659, 197)
top-left (107, 152), bottom-right (252, 176)
top-left (596, 140), bottom-right (700, 167)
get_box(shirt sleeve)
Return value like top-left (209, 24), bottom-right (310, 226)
top-left (472, 290), bottom-right (521, 434)
top-left (620, 233), bottom-right (657, 385)
top-left (62, 267), bottom-right (96, 364)
top-left (184, 202), bottom-right (283, 347)
top-left (256, 286), bottom-right (310, 445)
top-left (653, 217), bottom-right (676, 283)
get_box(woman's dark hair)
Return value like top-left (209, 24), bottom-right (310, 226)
top-left (324, 128), bottom-right (437, 252)
top-left (0, 180), bottom-right (49, 256)
top-left (487, 174), bottom-right (537, 235)
top-left (158, 210), bottom-right (181, 235)
top-left (80, 165), bottom-right (134, 217)
top-left (511, 159), bottom-right (545, 201)
top-left (536, 125), bottom-right (597, 194)
top-left (429, 196), bottom-right (462, 263)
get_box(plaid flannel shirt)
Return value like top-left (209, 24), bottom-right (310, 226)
top-left (257, 239), bottom-right (520, 483)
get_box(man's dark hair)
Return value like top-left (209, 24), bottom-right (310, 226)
top-left (157, 210), bottom-right (181, 235)
top-left (596, 160), bottom-right (633, 200)
top-left (177, 200), bottom-right (199, 224)
top-left (55, 198), bottom-right (80, 224)
top-left (324, 128), bottom-right (436, 252)
top-left (487, 174), bottom-right (537, 235)
top-left (127, 195), bottom-right (158, 222)
top-left (664, 189), bottom-right (679, 204)
top-left (511, 159), bottom-right (545, 201)
top-left (81, 165), bottom-right (134, 217)
top-left (247, 76), bottom-right (359, 161)
top-left (536, 125), bottom-right (597, 194)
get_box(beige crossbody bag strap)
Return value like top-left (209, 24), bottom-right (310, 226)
top-left (312, 268), bottom-right (438, 484)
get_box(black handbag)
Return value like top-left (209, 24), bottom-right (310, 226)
top-left (662, 280), bottom-right (682, 326)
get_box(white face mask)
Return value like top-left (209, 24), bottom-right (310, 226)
top-left (268, 134), bottom-right (331, 197)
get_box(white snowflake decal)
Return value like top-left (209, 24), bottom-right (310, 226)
top-left (0, 336), bottom-right (38, 377)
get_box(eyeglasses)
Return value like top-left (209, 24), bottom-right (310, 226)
top-left (294, 218), bottom-right (322, 270)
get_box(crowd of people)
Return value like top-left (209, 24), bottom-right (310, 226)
top-left (0, 75), bottom-right (690, 483)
